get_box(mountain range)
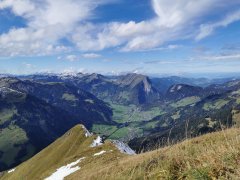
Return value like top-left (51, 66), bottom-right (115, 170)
top-left (0, 73), bottom-right (240, 172)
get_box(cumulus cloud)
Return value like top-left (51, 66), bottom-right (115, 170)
top-left (0, 0), bottom-right (109, 56)
top-left (0, 0), bottom-right (35, 16)
top-left (0, 0), bottom-right (240, 56)
top-left (71, 0), bottom-right (240, 52)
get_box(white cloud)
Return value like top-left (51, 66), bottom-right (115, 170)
top-left (0, 0), bottom-right (240, 56)
top-left (82, 53), bottom-right (101, 59)
top-left (152, 0), bottom-right (214, 27)
top-left (0, 0), bottom-right (35, 16)
top-left (65, 55), bottom-right (79, 62)
top-left (71, 0), bottom-right (240, 52)
top-left (0, 0), bottom-right (110, 56)
top-left (202, 53), bottom-right (240, 61)
top-left (124, 44), bottom-right (181, 52)
top-left (196, 10), bottom-right (240, 40)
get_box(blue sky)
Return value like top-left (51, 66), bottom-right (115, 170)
top-left (0, 0), bottom-right (240, 77)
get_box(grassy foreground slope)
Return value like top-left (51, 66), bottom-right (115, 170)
top-left (2, 126), bottom-right (240, 179)
top-left (95, 128), bottom-right (240, 180)
top-left (1, 125), bottom-right (127, 180)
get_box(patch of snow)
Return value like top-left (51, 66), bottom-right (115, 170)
top-left (170, 85), bottom-right (182, 92)
top-left (81, 125), bottom-right (92, 137)
top-left (177, 85), bottom-right (182, 90)
top-left (112, 140), bottom-right (136, 155)
top-left (45, 157), bottom-right (85, 180)
top-left (93, 150), bottom-right (106, 156)
top-left (170, 85), bottom-right (176, 92)
top-left (90, 136), bottom-right (103, 147)
top-left (59, 72), bottom-right (78, 77)
top-left (8, 168), bottom-right (15, 173)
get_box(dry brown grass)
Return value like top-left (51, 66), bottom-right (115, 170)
top-left (233, 110), bottom-right (240, 127)
top-left (75, 128), bottom-right (240, 180)
top-left (2, 126), bottom-right (240, 180)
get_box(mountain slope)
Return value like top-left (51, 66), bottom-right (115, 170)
top-left (64, 73), bottom-right (119, 103)
top-left (1, 125), bottom-right (134, 180)
top-left (0, 86), bottom-right (76, 171)
top-left (0, 77), bottom-right (113, 128)
top-left (166, 84), bottom-right (203, 100)
top-left (63, 73), bottom-right (161, 105)
top-left (2, 127), bottom-right (240, 179)
top-left (115, 73), bottom-right (161, 104)
top-left (100, 128), bottom-right (240, 179)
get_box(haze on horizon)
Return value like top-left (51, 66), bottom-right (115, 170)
top-left (0, 0), bottom-right (240, 77)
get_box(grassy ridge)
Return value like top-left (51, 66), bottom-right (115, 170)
top-left (75, 128), bottom-right (240, 179)
top-left (2, 126), bottom-right (240, 179)
top-left (1, 125), bottom-right (126, 180)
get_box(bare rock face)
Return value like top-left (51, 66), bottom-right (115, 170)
top-left (115, 73), bottom-right (161, 104)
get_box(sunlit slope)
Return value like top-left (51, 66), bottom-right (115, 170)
top-left (95, 128), bottom-right (240, 180)
top-left (73, 128), bottom-right (240, 179)
top-left (1, 125), bottom-right (128, 180)
top-left (2, 126), bottom-right (240, 180)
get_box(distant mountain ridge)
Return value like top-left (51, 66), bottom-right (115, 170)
top-left (20, 73), bottom-right (162, 105)
top-left (17, 73), bottom-right (239, 103)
